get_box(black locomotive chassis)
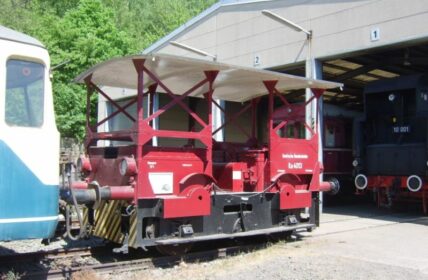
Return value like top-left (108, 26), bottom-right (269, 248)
top-left (130, 192), bottom-right (319, 248)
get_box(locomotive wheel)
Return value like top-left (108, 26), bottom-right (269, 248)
top-left (156, 243), bottom-right (193, 256)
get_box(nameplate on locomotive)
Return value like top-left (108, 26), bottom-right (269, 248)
top-left (392, 126), bottom-right (410, 133)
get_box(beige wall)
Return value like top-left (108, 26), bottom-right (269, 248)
top-left (100, 0), bottom-right (428, 147)
top-left (150, 0), bottom-right (428, 69)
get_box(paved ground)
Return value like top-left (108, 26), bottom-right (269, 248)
top-left (300, 203), bottom-right (428, 277)
top-left (116, 203), bottom-right (428, 280)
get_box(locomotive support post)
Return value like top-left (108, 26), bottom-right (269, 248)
top-left (205, 70), bottom-right (219, 175)
top-left (264, 80), bottom-right (277, 167)
top-left (261, 9), bottom-right (325, 216)
top-left (311, 59), bottom-right (324, 216)
top-left (133, 59), bottom-right (150, 198)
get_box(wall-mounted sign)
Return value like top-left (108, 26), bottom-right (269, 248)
top-left (370, 27), bottom-right (380, 42)
top-left (254, 54), bottom-right (261, 66)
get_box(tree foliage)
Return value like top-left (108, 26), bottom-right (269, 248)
top-left (38, 0), bottom-right (135, 139)
top-left (102, 0), bottom-right (217, 50)
top-left (0, 0), bottom-right (216, 140)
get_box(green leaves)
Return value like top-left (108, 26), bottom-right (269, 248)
top-left (112, 0), bottom-right (217, 50)
top-left (38, 0), bottom-right (134, 139)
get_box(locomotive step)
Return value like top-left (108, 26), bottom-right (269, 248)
top-left (155, 223), bottom-right (314, 245)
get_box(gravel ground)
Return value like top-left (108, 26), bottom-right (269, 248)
top-left (105, 205), bottom-right (428, 280)
top-left (0, 237), bottom-right (106, 278)
top-left (0, 237), bottom-right (105, 255)
top-left (1, 205), bottom-right (427, 280)
top-left (102, 238), bottom-right (427, 280)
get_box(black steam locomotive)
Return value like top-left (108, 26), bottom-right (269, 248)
top-left (353, 74), bottom-right (428, 213)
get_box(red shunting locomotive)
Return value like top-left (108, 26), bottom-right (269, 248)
top-left (62, 54), bottom-right (341, 254)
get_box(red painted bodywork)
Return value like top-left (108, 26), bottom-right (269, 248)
top-left (77, 59), bottom-right (332, 219)
top-left (363, 175), bottom-right (428, 213)
top-left (213, 162), bottom-right (246, 192)
top-left (323, 117), bottom-right (353, 175)
top-left (109, 186), bottom-right (135, 200)
top-left (278, 184), bottom-right (312, 210)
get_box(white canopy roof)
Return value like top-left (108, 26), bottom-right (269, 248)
top-left (75, 54), bottom-right (342, 102)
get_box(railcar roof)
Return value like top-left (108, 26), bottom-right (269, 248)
top-left (0, 25), bottom-right (45, 48)
top-left (75, 54), bottom-right (342, 102)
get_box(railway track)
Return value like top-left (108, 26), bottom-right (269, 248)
top-left (0, 245), bottom-right (116, 280)
top-left (18, 243), bottom-right (268, 280)
top-left (0, 246), bottom-right (112, 266)
top-left (0, 247), bottom-right (90, 265)
top-left (3, 209), bottom-right (426, 279)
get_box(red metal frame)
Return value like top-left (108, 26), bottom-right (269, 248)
top-left (79, 60), bottom-right (332, 218)
top-left (212, 97), bottom-right (260, 140)
top-left (265, 81), bottom-right (319, 177)
top-left (362, 175), bottom-right (428, 214)
top-left (81, 59), bottom-right (220, 218)
top-left (323, 117), bottom-right (353, 175)
top-left (210, 80), bottom-right (327, 209)
top-left (264, 81), bottom-right (324, 209)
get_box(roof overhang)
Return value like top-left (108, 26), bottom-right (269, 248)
top-left (75, 54), bottom-right (342, 102)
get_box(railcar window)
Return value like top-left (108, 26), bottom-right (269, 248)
top-left (5, 59), bottom-right (44, 127)
top-left (277, 121), bottom-right (306, 139)
top-left (325, 126), bottom-right (336, 147)
top-left (107, 98), bottom-right (138, 131)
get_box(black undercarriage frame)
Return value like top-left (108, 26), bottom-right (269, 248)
top-left (128, 192), bottom-right (320, 248)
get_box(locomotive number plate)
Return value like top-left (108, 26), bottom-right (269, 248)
top-left (392, 126), bottom-right (410, 133)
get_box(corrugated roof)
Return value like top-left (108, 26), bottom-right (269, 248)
top-left (0, 25), bottom-right (45, 48)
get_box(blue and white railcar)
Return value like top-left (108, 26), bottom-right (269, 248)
top-left (0, 25), bottom-right (59, 240)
